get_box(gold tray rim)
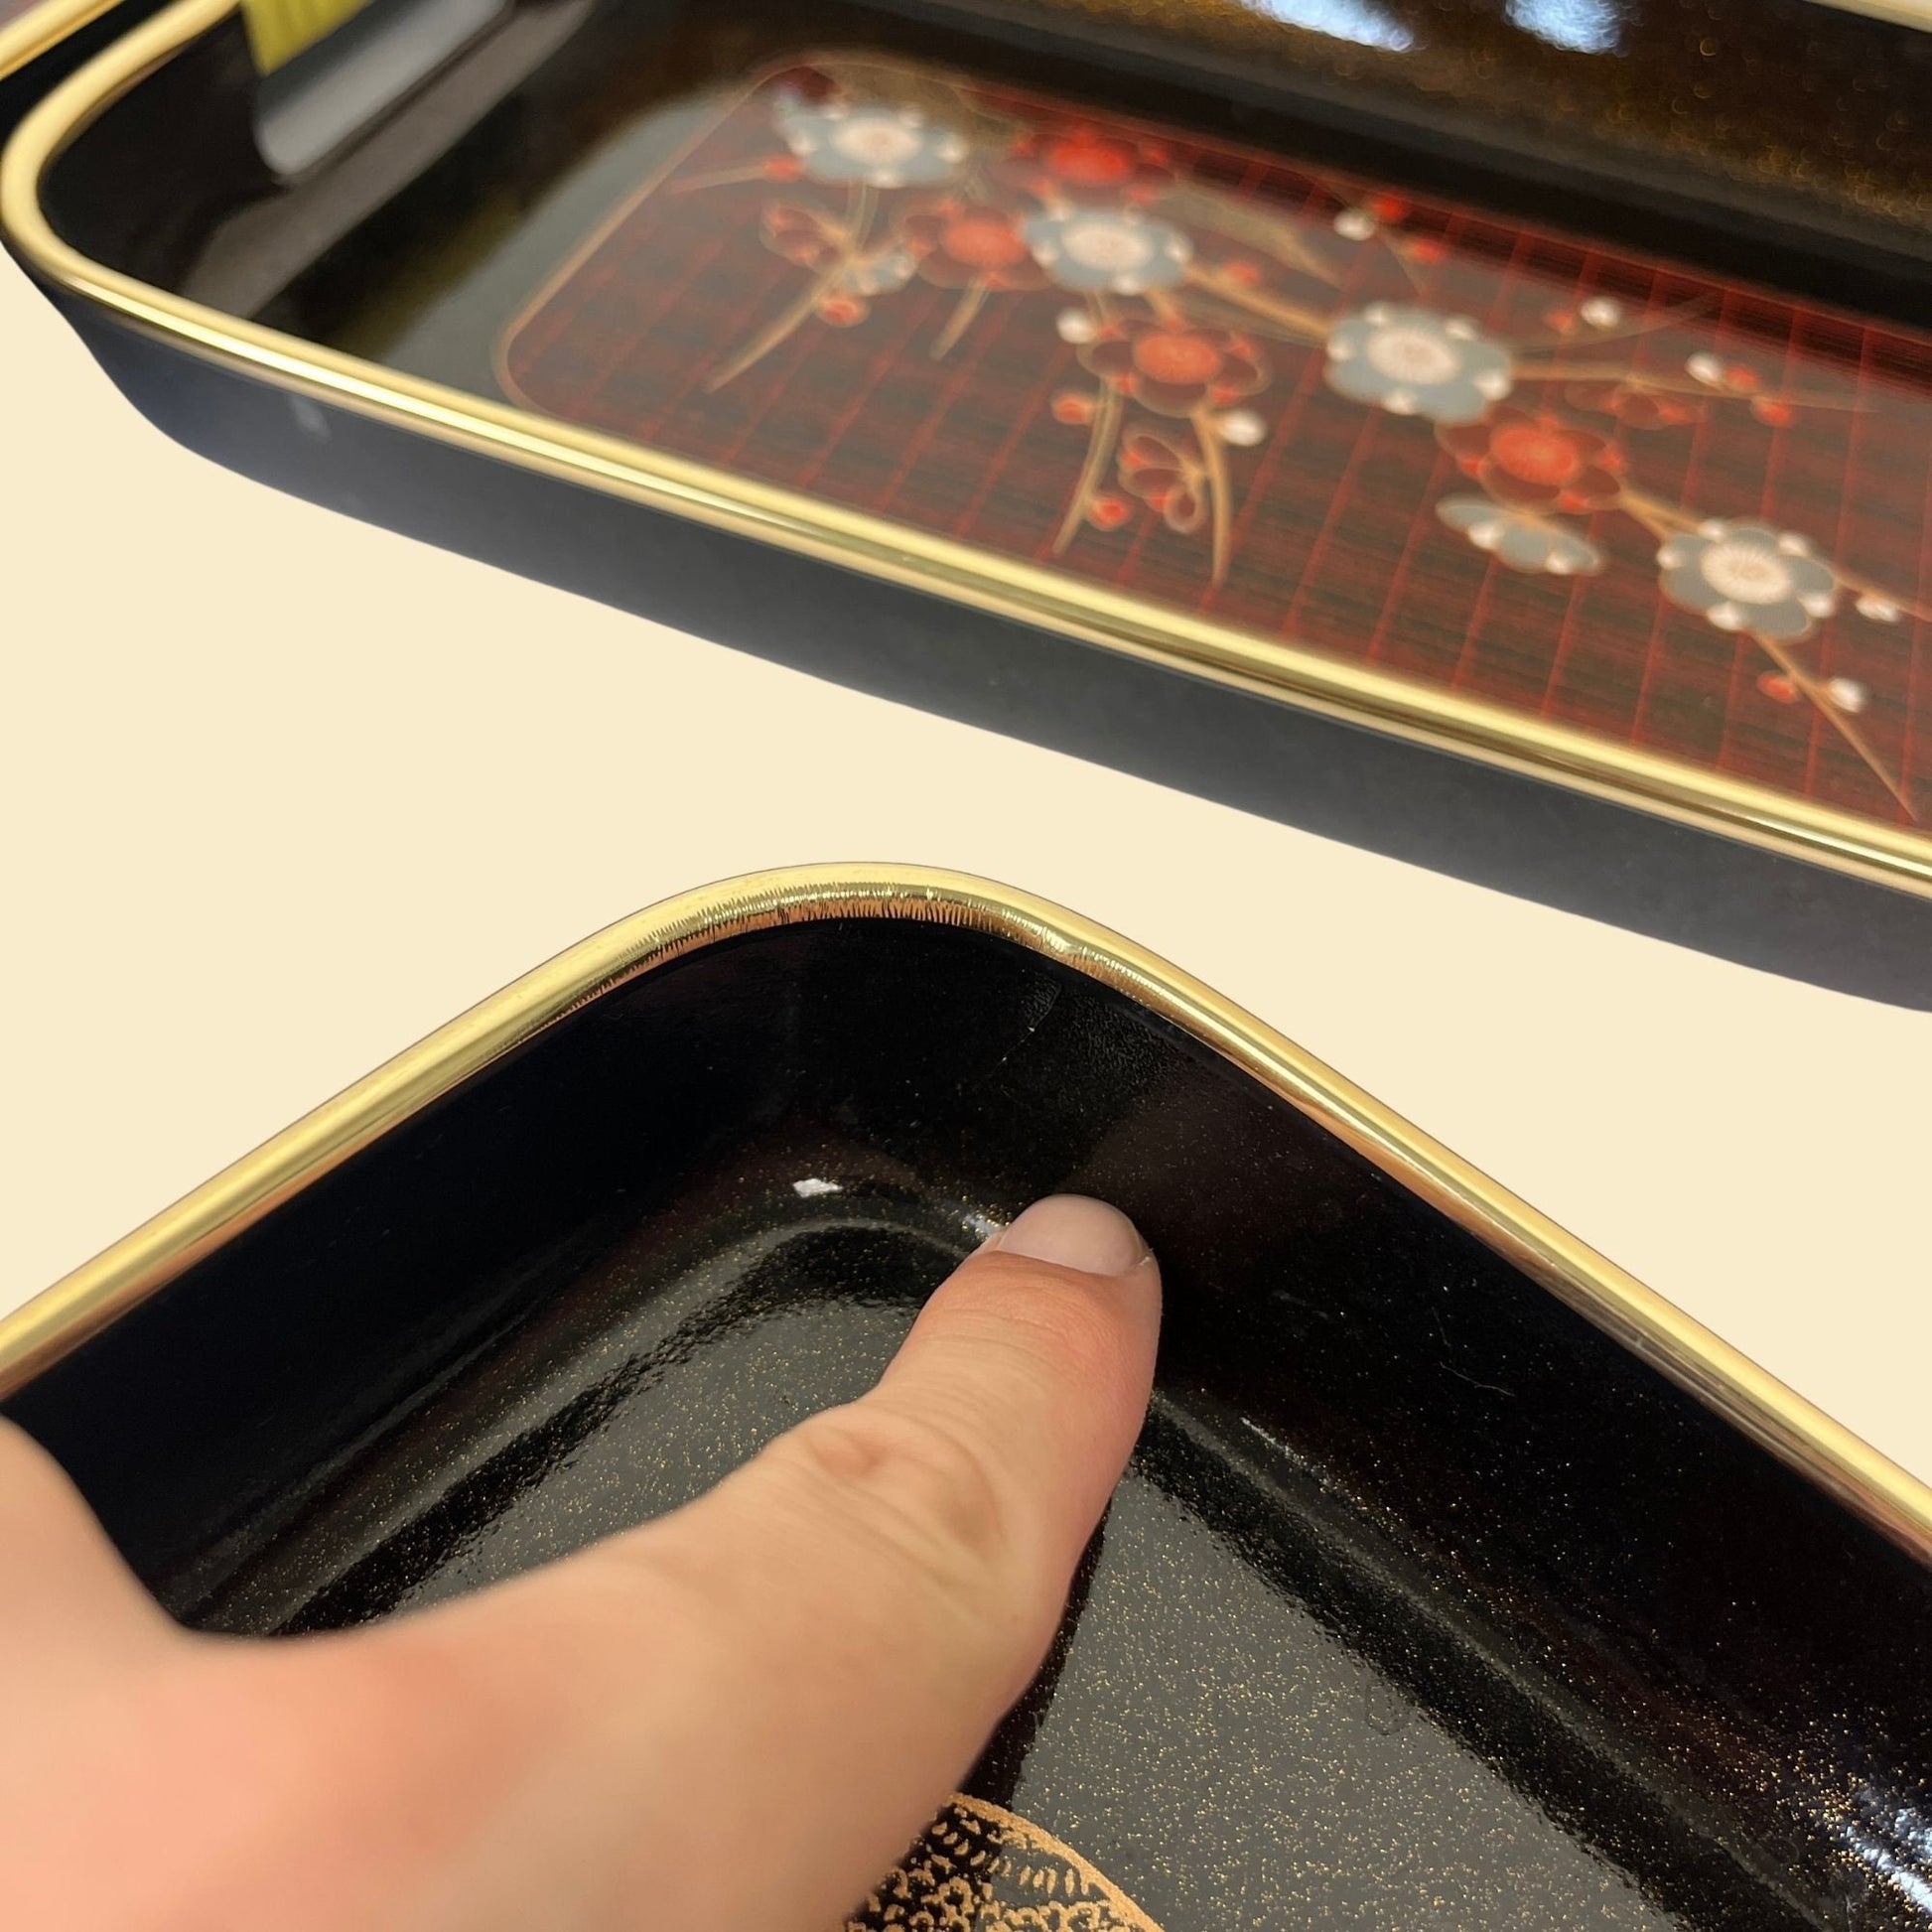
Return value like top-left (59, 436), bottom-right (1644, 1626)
top-left (1809, 0), bottom-right (1932, 28)
top-left (0, 0), bottom-right (119, 81)
top-left (3, 860), bottom-right (1929, 1567)
top-left (5, 0), bottom-right (1932, 901)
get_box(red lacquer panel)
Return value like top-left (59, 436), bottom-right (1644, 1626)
top-left (499, 58), bottom-right (1932, 829)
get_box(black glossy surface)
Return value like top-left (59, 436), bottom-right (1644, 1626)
top-left (9, 918), bottom-right (1932, 1925)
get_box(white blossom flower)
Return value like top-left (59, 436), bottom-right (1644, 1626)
top-left (1326, 304), bottom-right (1513, 424)
top-left (773, 93), bottom-right (968, 190)
top-left (1022, 207), bottom-right (1192, 296)
top-left (1657, 519), bottom-right (1838, 640)
top-left (1214, 408), bottom-right (1267, 446)
top-left (1438, 494), bottom-right (1604, 575)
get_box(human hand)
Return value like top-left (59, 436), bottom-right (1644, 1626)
top-left (0, 1195), bottom-right (1160, 1931)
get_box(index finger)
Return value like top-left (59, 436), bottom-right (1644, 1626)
top-left (378, 1194), bottom-right (1161, 1932)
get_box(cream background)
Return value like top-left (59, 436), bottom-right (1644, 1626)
top-left (2, 248), bottom-right (1928, 1484)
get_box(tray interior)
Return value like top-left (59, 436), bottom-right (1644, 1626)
top-left (7, 916), bottom-right (1930, 1928)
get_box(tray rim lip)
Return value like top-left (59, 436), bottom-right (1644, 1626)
top-left (0, 0), bottom-right (120, 80)
top-left (2, 859), bottom-right (1929, 1568)
top-left (5, 0), bottom-right (1932, 902)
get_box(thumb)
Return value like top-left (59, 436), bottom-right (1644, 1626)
top-left (385, 1193), bottom-right (1162, 1932)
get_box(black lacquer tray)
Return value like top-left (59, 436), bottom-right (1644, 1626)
top-left (6, 0), bottom-right (1932, 1004)
top-left (4, 868), bottom-right (1929, 1928)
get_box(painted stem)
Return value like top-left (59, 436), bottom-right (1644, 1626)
top-left (931, 278), bottom-right (989, 359)
top-left (707, 185), bottom-right (880, 391)
top-left (1508, 300), bottom-right (1709, 351)
top-left (669, 163), bottom-right (785, 195)
top-left (1753, 631), bottom-right (1917, 819)
top-left (1054, 381), bottom-right (1124, 556)
top-left (1513, 360), bottom-right (1870, 411)
top-left (1179, 265), bottom-right (1329, 342)
top-left (706, 266), bottom-right (846, 391)
top-left (1192, 406), bottom-right (1233, 585)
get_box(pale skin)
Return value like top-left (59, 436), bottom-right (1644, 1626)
top-left (0, 1194), bottom-right (1161, 1932)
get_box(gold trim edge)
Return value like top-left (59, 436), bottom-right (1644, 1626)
top-left (1800, 0), bottom-right (1932, 29)
top-left (0, 0), bottom-right (122, 82)
top-left (3, 0), bottom-right (1931, 903)
top-left (2, 862), bottom-right (1929, 1571)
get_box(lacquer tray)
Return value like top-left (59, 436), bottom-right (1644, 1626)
top-left (5, 0), bottom-right (1932, 1005)
top-left (3, 867), bottom-right (1929, 1929)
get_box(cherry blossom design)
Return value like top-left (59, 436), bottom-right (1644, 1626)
top-left (1686, 352), bottom-right (1760, 393)
top-left (898, 202), bottom-right (1046, 291)
top-left (671, 69), bottom-right (1931, 816)
top-left (1763, 672), bottom-right (1869, 714)
top-left (1119, 429), bottom-right (1210, 534)
top-left (1324, 304), bottom-right (1512, 424)
top-left (762, 203), bottom-right (846, 271)
top-left (846, 247), bottom-right (919, 296)
top-left (1438, 406), bottom-right (1623, 512)
top-left (1565, 380), bottom-right (1703, 430)
top-left (1077, 317), bottom-right (1267, 416)
top-left (759, 207), bottom-right (914, 325)
top-left (773, 92), bottom-right (969, 189)
top-left (1437, 495), bottom-right (1605, 576)
top-left (1022, 207), bottom-right (1192, 295)
top-left (1000, 124), bottom-right (1173, 202)
top-left (1656, 519), bottom-right (1838, 639)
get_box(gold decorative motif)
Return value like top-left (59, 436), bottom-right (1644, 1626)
top-left (846, 1796), bottom-right (1163, 1931)
top-left (0, 0), bottom-right (122, 82)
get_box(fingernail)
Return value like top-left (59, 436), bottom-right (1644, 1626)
top-left (991, 1195), bottom-right (1150, 1276)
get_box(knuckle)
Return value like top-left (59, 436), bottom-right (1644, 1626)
top-left (765, 1402), bottom-right (1019, 1603)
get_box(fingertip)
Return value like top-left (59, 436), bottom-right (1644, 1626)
top-left (987, 1194), bottom-right (1153, 1279)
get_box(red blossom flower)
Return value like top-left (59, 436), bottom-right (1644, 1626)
top-left (1078, 316), bottom-right (1267, 416)
top-left (816, 293), bottom-right (867, 326)
top-left (1119, 429), bottom-right (1205, 533)
top-left (1566, 379), bottom-right (1702, 430)
top-left (897, 201), bottom-right (1046, 290)
top-left (1438, 405), bottom-right (1624, 511)
top-left (762, 203), bottom-right (842, 271)
top-left (1000, 124), bottom-right (1173, 202)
